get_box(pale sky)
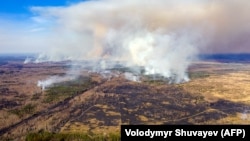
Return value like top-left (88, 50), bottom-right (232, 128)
top-left (1, 0), bottom-right (250, 54)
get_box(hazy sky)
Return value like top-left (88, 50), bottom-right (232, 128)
top-left (0, 0), bottom-right (84, 54)
top-left (0, 0), bottom-right (250, 54)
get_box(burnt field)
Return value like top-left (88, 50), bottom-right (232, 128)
top-left (0, 55), bottom-right (250, 140)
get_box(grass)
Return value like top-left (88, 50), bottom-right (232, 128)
top-left (189, 71), bottom-right (210, 79)
top-left (43, 76), bottom-right (96, 103)
top-left (9, 104), bottom-right (36, 118)
top-left (25, 130), bottom-right (120, 141)
top-left (31, 93), bottom-right (41, 100)
top-left (141, 74), bottom-right (170, 85)
top-left (181, 71), bottom-right (250, 104)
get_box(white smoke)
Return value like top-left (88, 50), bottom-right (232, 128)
top-left (37, 64), bottom-right (82, 90)
top-left (124, 72), bottom-right (140, 82)
top-left (24, 57), bottom-right (32, 64)
top-left (27, 0), bottom-right (250, 87)
top-left (37, 75), bottom-right (77, 90)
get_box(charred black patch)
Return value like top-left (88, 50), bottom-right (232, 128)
top-left (210, 99), bottom-right (250, 114)
top-left (0, 88), bottom-right (18, 96)
top-left (0, 100), bottom-right (19, 110)
top-left (102, 83), bottom-right (149, 94)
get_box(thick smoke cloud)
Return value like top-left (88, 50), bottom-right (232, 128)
top-left (27, 0), bottom-right (250, 87)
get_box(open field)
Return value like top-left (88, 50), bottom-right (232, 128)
top-left (0, 56), bottom-right (250, 140)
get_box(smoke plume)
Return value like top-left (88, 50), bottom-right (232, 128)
top-left (26, 0), bottom-right (250, 87)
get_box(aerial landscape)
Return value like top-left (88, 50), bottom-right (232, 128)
top-left (0, 0), bottom-right (250, 140)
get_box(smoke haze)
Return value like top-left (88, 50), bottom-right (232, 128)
top-left (4, 0), bottom-right (249, 85)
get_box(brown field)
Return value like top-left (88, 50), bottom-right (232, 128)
top-left (0, 59), bottom-right (250, 140)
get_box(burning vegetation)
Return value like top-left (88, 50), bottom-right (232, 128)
top-left (0, 58), bottom-right (250, 140)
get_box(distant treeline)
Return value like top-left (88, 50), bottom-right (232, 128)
top-left (0, 54), bottom-right (33, 65)
top-left (199, 53), bottom-right (250, 63)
